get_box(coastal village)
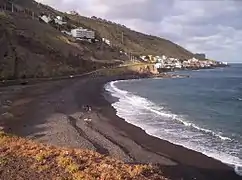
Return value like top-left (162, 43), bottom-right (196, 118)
top-left (38, 13), bottom-right (228, 74)
top-left (141, 54), bottom-right (228, 72)
top-left (40, 12), bottom-right (229, 72)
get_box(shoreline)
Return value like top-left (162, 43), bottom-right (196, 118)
top-left (103, 76), bottom-right (240, 170)
top-left (97, 76), bottom-right (241, 179)
top-left (0, 73), bottom-right (241, 180)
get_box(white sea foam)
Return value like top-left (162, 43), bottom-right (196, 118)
top-left (107, 81), bottom-right (232, 141)
top-left (105, 80), bottom-right (242, 176)
top-left (235, 166), bottom-right (242, 176)
top-left (175, 119), bottom-right (232, 141)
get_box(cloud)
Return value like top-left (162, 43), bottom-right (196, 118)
top-left (36, 0), bottom-right (242, 63)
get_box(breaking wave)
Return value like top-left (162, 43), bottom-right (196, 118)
top-left (105, 80), bottom-right (242, 176)
top-left (107, 81), bottom-right (231, 141)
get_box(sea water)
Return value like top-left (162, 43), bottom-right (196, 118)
top-left (105, 64), bottom-right (242, 176)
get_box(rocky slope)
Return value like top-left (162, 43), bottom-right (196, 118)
top-left (0, 0), bottom-right (127, 80)
top-left (69, 15), bottom-right (194, 58)
top-left (0, 0), bottom-right (196, 80)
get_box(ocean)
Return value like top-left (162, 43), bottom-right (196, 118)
top-left (105, 64), bottom-right (242, 176)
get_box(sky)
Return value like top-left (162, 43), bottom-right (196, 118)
top-left (36, 0), bottom-right (242, 63)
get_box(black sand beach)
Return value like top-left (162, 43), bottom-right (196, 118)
top-left (0, 75), bottom-right (241, 180)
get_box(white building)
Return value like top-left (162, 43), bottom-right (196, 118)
top-left (157, 58), bottom-right (163, 63)
top-left (66, 11), bottom-right (78, 15)
top-left (102, 38), bottom-right (111, 46)
top-left (161, 55), bottom-right (167, 60)
top-left (40, 15), bottom-right (51, 23)
top-left (54, 16), bottom-right (67, 25)
top-left (71, 28), bottom-right (95, 39)
top-left (155, 63), bottom-right (163, 69)
top-left (175, 62), bottom-right (182, 69)
top-left (189, 57), bottom-right (199, 63)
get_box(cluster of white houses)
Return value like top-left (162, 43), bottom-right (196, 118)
top-left (70, 27), bottom-right (95, 39)
top-left (40, 14), bottom-right (114, 46)
top-left (40, 15), bottom-right (67, 25)
top-left (140, 55), bottom-right (228, 70)
top-left (40, 14), bottom-right (97, 40)
top-left (39, 14), bottom-right (227, 70)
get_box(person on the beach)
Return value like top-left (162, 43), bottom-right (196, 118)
top-left (88, 106), bottom-right (92, 112)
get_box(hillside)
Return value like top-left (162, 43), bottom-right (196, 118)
top-left (0, 0), bottom-right (127, 80)
top-left (0, 0), bottom-right (195, 80)
top-left (69, 15), bottom-right (194, 58)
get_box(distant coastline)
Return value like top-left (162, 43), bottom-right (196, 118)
top-left (101, 73), bottom-right (241, 179)
top-left (102, 66), bottom-right (242, 177)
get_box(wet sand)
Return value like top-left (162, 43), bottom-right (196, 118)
top-left (0, 75), bottom-right (241, 180)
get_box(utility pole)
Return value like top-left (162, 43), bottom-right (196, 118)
top-left (11, 2), bottom-right (13, 12)
top-left (121, 32), bottom-right (124, 44)
top-left (13, 57), bottom-right (18, 79)
top-left (12, 47), bottom-right (18, 79)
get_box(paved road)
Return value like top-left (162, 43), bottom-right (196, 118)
top-left (0, 68), bottom-right (102, 87)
